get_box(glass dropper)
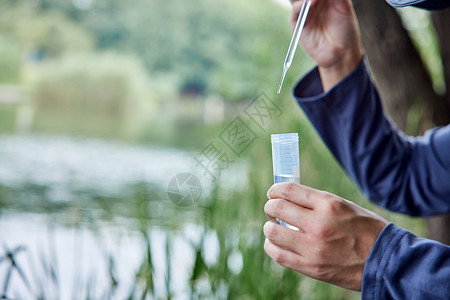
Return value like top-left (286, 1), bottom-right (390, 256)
top-left (277, 0), bottom-right (312, 94)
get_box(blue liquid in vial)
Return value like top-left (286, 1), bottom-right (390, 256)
top-left (274, 174), bottom-right (300, 184)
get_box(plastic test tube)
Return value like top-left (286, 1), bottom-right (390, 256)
top-left (271, 133), bottom-right (300, 231)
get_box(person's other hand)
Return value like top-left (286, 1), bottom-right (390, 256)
top-left (290, 0), bottom-right (363, 90)
top-left (263, 182), bottom-right (388, 291)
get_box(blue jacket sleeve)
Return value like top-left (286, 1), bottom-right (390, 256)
top-left (362, 223), bottom-right (450, 299)
top-left (293, 60), bottom-right (450, 216)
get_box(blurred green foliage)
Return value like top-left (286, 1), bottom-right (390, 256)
top-left (30, 53), bottom-right (154, 138)
top-left (0, 37), bottom-right (21, 83)
top-left (0, 0), bottom-right (297, 100)
top-left (0, 1), bottom-right (94, 57)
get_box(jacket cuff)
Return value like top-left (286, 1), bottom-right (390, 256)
top-left (292, 58), bottom-right (368, 103)
top-left (361, 223), bottom-right (408, 299)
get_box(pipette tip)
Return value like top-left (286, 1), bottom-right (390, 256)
top-left (276, 0), bottom-right (311, 95)
top-left (277, 68), bottom-right (287, 94)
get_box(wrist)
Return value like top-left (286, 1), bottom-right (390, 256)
top-left (318, 48), bottom-right (363, 92)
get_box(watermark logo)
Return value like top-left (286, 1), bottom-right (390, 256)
top-left (167, 91), bottom-right (282, 206)
top-left (244, 92), bottom-right (282, 131)
top-left (167, 173), bottom-right (202, 207)
top-left (219, 117), bottom-right (258, 156)
top-left (194, 141), bottom-right (234, 180)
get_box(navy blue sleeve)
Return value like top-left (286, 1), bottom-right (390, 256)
top-left (362, 223), bottom-right (450, 299)
top-left (293, 60), bottom-right (450, 216)
top-left (386, 0), bottom-right (450, 10)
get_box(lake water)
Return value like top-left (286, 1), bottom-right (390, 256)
top-left (0, 134), bottom-right (245, 299)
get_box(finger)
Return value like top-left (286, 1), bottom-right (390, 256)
top-left (264, 220), bottom-right (307, 254)
top-left (290, 0), bottom-right (319, 6)
top-left (264, 237), bottom-right (305, 271)
top-left (267, 182), bottom-right (319, 209)
top-left (290, 0), bottom-right (321, 29)
top-left (264, 199), bottom-right (314, 231)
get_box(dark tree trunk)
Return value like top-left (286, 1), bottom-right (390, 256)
top-left (431, 8), bottom-right (450, 123)
top-left (352, 0), bottom-right (450, 245)
top-left (352, 0), bottom-right (437, 132)
top-left (428, 8), bottom-right (450, 245)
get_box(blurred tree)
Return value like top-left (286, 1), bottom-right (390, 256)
top-left (0, 0), bottom-right (94, 59)
top-left (14, 11), bottom-right (94, 58)
top-left (36, 0), bottom-right (292, 101)
top-left (353, 1), bottom-right (450, 244)
top-left (0, 37), bottom-right (21, 83)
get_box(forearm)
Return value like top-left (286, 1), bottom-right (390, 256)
top-left (293, 59), bottom-right (450, 216)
